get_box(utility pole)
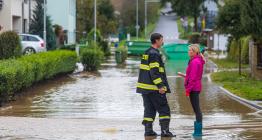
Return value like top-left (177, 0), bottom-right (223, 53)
top-left (136, 0), bottom-right (139, 40)
top-left (94, 0), bottom-right (97, 43)
top-left (29, 0), bottom-right (31, 31)
top-left (144, 0), bottom-right (147, 38)
top-left (43, 0), bottom-right (47, 48)
top-left (22, 0), bottom-right (24, 33)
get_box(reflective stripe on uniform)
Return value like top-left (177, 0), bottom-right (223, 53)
top-left (159, 116), bottom-right (170, 120)
top-left (159, 67), bottom-right (164, 72)
top-left (139, 64), bottom-right (164, 73)
top-left (153, 78), bottom-right (162, 85)
top-left (142, 55), bottom-right (149, 60)
top-left (140, 64), bottom-right (150, 70)
top-left (137, 83), bottom-right (167, 91)
top-left (144, 117), bottom-right (154, 122)
top-left (137, 83), bottom-right (159, 90)
top-left (149, 62), bottom-right (160, 68)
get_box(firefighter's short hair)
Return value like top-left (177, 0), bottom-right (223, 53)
top-left (150, 33), bottom-right (163, 44)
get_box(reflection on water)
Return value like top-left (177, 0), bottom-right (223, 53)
top-left (0, 55), bottom-right (261, 139)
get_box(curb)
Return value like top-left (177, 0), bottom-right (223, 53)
top-left (208, 58), bottom-right (262, 111)
top-left (219, 86), bottom-right (262, 111)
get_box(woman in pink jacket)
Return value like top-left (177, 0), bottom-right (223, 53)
top-left (178, 44), bottom-right (205, 137)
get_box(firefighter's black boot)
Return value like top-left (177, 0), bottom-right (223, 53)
top-left (160, 120), bottom-right (175, 137)
top-left (144, 123), bottom-right (158, 137)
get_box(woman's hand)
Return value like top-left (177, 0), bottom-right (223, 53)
top-left (200, 53), bottom-right (206, 63)
top-left (177, 72), bottom-right (186, 78)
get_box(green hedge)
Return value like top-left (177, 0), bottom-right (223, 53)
top-left (227, 36), bottom-right (251, 64)
top-left (0, 31), bottom-right (22, 59)
top-left (80, 43), bottom-right (104, 71)
top-left (60, 44), bottom-right (77, 51)
top-left (100, 40), bottom-right (111, 56)
top-left (188, 32), bottom-right (201, 44)
top-left (0, 50), bottom-right (77, 104)
top-left (115, 45), bottom-right (128, 64)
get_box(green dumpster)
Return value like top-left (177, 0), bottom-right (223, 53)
top-left (162, 43), bottom-right (205, 60)
top-left (126, 41), bottom-right (151, 55)
top-left (115, 51), bottom-right (123, 64)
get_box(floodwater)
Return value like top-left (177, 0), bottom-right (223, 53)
top-left (0, 54), bottom-right (261, 140)
top-left (0, 4), bottom-right (261, 139)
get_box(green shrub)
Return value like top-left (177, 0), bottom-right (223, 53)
top-left (99, 40), bottom-right (111, 56)
top-left (88, 28), bottom-right (102, 42)
top-left (227, 36), bottom-right (251, 64)
top-left (241, 36), bottom-right (251, 64)
top-left (188, 32), bottom-right (201, 44)
top-left (228, 38), bottom-right (238, 61)
top-left (0, 31), bottom-right (22, 59)
top-left (0, 50), bottom-right (77, 105)
top-left (115, 43), bottom-right (128, 64)
top-left (80, 43), bottom-right (104, 71)
top-left (199, 35), bottom-right (207, 46)
top-left (79, 38), bottom-right (88, 45)
top-left (60, 44), bottom-right (76, 51)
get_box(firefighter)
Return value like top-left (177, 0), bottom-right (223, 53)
top-left (136, 33), bottom-right (175, 137)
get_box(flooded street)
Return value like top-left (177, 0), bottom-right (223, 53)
top-left (0, 12), bottom-right (262, 140)
top-left (0, 55), bottom-right (261, 140)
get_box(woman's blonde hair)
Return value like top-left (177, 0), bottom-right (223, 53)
top-left (189, 44), bottom-right (200, 55)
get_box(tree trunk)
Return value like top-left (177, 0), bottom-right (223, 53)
top-left (194, 15), bottom-right (198, 32)
top-left (238, 39), bottom-right (242, 75)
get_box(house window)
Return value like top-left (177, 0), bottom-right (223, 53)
top-left (258, 45), bottom-right (262, 67)
top-left (0, 0), bottom-right (3, 10)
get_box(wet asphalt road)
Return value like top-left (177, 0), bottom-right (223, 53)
top-left (0, 9), bottom-right (262, 140)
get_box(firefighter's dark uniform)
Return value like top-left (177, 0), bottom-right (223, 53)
top-left (136, 47), bottom-right (171, 125)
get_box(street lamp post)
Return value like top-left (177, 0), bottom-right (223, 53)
top-left (43, 0), bottom-right (47, 48)
top-left (144, 0), bottom-right (147, 38)
top-left (29, 0), bottom-right (31, 31)
top-left (136, 0), bottom-right (139, 40)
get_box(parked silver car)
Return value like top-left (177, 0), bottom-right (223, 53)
top-left (19, 34), bottom-right (47, 55)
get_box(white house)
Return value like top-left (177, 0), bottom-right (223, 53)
top-left (0, 0), bottom-right (31, 33)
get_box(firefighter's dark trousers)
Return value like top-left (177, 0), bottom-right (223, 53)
top-left (142, 92), bottom-right (171, 125)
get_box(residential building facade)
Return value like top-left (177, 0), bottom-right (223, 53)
top-left (0, 0), bottom-right (31, 33)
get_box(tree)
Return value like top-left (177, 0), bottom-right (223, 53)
top-left (240, 0), bottom-right (262, 42)
top-left (76, 0), bottom-right (95, 41)
top-left (163, 0), bottom-right (203, 31)
top-left (29, 0), bottom-right (56, 50)
top-left (76, 0), bottom-right (118, 41)
top-left (120, 0), bottom-right (160, 36)
top-left (162, 0), bottom-right (217, 31)
top-left (98, 0), bottom-right (114, 19)
top-left (216, 0), bottom-right (245, 75)
top-left (97, 0), bottom-right (118, 36)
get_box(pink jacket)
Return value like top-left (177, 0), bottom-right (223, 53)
top-left (184, 55), bottom-right (205, 96)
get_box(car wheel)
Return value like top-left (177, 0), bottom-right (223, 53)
top-left (23, 48), bottom-right (36, 55)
